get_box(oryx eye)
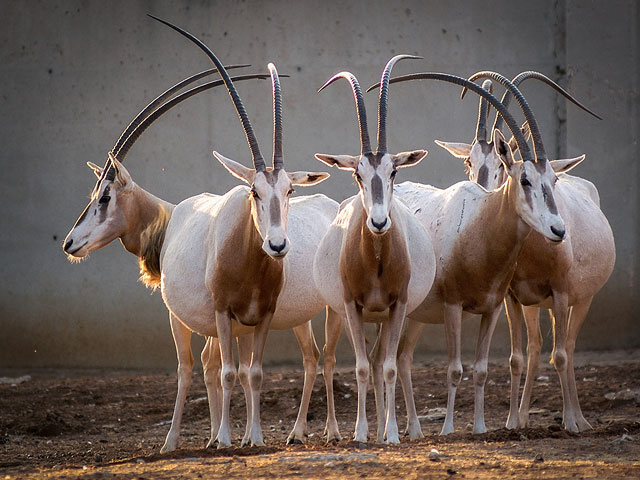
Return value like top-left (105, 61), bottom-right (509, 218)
top-left (520, 177), bottom-right (531, 187)
top-left (99, 195), bottom-right (111, 204)
top-left (354, 172), bottom-right (362, 182)
top-left (250, 188), bottom-right (259, 199)
top-left (287, 188), bottom-right (295, 196)
top-left (390, 169), bottom-right (397, 178)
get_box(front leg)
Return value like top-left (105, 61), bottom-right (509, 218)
top-left (201, 336), bottom-right (222, 448)
top-left (323, 307), bottom-right (343, 443)
top-left (519, 305), bottom-right (542, 427)
top-left (505, 292), bottom-right (524, 430)
top-left (441, 302), bottom-right (463, 435)
top-left (381, 300), bottom-right (408, 444)
top-left (237, 334), bottom-right (254, 447)
top-left (371, 324), bottom-right (386, 442)
top-left (472, 307), bottom-right (501, 434)
top-left (287, 321), bottom-right (320, 445)
top-left (345, 300), bottom-right (369, 443)
top-left (161, 313), bottom-right (194, 453)
top-left (247, 313), bottom-right (274, 446)
top-left (214, 310), bottom-right (236, 448)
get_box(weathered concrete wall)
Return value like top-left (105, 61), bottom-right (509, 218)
top-left (1, 0), bottom-right (637, 369)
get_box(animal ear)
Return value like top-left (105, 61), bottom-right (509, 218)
top-left (434, 140), bottom-right (472, 159)
top-left (288, 171), bottom-right (330, 186)
top-left (550, 154), bottom-right (586, 173)
top-left (392, 149), bottom-right (428, 168)
top-left (314, 154), bottom-right (360, 171)
top-left (213, 151), bottom-right (256, 185)
top-left (493, 129), bottom-right (516, 172)
top-left (108, 152), bottom-right (132, 186)
top-left (87, 161), bottom-right (104, 178)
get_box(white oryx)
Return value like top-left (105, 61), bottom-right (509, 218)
top-left (313, 56), bottom-right (436, 444)
top-left (368, 71), bottom-right (574, 437)
top-left (65, 18), bottom-right (339, 449)
top-left (438, 71), bottom-right (615, 432)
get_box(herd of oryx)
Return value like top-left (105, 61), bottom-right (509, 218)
top-left (62, 16), bottom-right (615, 450)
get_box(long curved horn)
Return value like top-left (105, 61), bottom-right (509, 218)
top-left (451, 71), bottom-right (546, 162)
top-left (490, 71), bottom-right (602, 132)
top-left (318, 72), bottom-right (372, 155)
top-left (475, 79), bottom-right (493, 143)
top-left (148, 15), bottom-right (266, 171)
top-left (111, 65), bottom-right (250, 158)
top-left (268, 63), bottom-right (283, 170)
top-left (377, 55), bottom-right (422, 153)
top-left (368, 72), bottom-right (533, 162)
top-left (461, 71), bottom-right (601, 140)
top-left (116, 74), bottom-right (271, 161)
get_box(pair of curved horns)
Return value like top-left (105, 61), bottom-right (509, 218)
top-left (149, 15), bottom-right (284, 172)
top-left (318, 54), bottom-right (422, 155)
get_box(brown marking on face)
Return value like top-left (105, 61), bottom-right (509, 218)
top-left (212, 193), bottom-right (285, 326)
top-left (541, 184), bottom-right (558, 215)
top-left (339, 205), bottom-right (411, 311)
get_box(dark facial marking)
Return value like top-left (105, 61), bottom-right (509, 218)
top-left (370, 173), bottom-right (384, 205)
top-left (541, 184), bottom-right (558, 214)
top-left (364, 151), bottom-right (383, 167)
top-left (477, 165), bottom-right (489, 188)
top-left (269, 195), bottom-right (282, 226)
top-left (479, 140), bottom-right (493, 155)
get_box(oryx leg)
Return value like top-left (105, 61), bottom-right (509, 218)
top-left (441, 303), bottom-right (463, 435)
top-left (518, 305), bottom-right (542, 427)
top-left (214, 310), bottom-right (236, 448)
top-left (161, 313), bottom-right (194, 453)
top-left (505, 292), bottom-right (524, 430)
top-left (345, 300), bottom-right (370, 442)
top-left (371, 323), bottom-right (386, 442)
top-left (566, 297), bottom-right (594, 431)
top-left (237, 334), bottom-right (254, 446)
top-left (323, 307), bottom-right (343, 443)
top-left (472, 307), bottom-right (500, 434)
top-left (287, 321), bottom-right (321, 445)
top-left (201, 336), bottom-right (222, 448)
top-left (397, 319), bottom-right (425, 440)
top-left (381, 301), bottom-right (407, 444)
top-left (246, 315), bottom-right (274, 446)
top-left (550, 291), bottom-right (578, 432)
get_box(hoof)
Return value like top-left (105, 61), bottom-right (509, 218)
top-left (286, 437), bottom-right (304, 446)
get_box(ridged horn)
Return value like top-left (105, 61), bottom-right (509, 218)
top-left (318, 72), bottom-right (372, 155)
top-left (111, 64), bottom-right (250, 159)
top-left (116, 74), bottom-right (271, 161)
top-left (369, 72), bottom-right (534, 162)
top-left (475, 79), bottom-right (493, 143)
top-left (377, 55), bottom-right (422, 153)
top-left (148, 15), bottom-right (266, 171)
top-left (269, 63), bottom-right (283, 169)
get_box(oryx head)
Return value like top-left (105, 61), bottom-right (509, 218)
top-left (376, 70), bottom-right (567, 242)
top-left (63, 50), bottom-right (268, 260)
top-left (63, 153), bottom-right (134, 260)
top-left (315, 55), bottom-right (427, 235)
top-left (214, 64), bottom-right (329, 258)
top-left (149, 16), bottom-right (329, 258)
top-left (439, 71), bottom-right (599, 192)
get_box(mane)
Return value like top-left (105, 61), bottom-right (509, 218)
top-left (138, 205), bottom-right (172, 290)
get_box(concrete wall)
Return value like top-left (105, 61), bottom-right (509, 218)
top-left (1, 0), bottom-right (637, 369)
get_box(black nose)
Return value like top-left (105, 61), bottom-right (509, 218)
top-left (550, 225), bottom-right (565, 239)
top-left (64, 239), bottom-right (73, 252)
top-left (269, 240), bottom-right (286, 253)
top-left (371, 218), bottom-right (388, 230)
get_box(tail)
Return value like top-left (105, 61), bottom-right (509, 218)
top-left (138, 205), bottom-right (172, 290)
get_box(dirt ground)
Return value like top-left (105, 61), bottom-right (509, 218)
top-left (1, 350), bottom-right (639, 479)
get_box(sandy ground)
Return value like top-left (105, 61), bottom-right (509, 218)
top-left (1, 350), bottom-right (639, 479)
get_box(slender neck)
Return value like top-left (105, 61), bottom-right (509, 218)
top-left (120, 184), bottom-right (175, 256)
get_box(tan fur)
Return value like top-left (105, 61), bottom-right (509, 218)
top-left (139, 204), bottom-right (172, 290)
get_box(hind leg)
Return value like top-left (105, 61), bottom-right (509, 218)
top-left (565, 298), bottom-right (594, 431)
top-left (505, 293), bottom-right (525, 430)
top-left (397, 319), bottom-right (425, 440)
top-left (287, 321), bottom-right (320, 444)
top-left (518, 305), bottom-right (542, 427)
